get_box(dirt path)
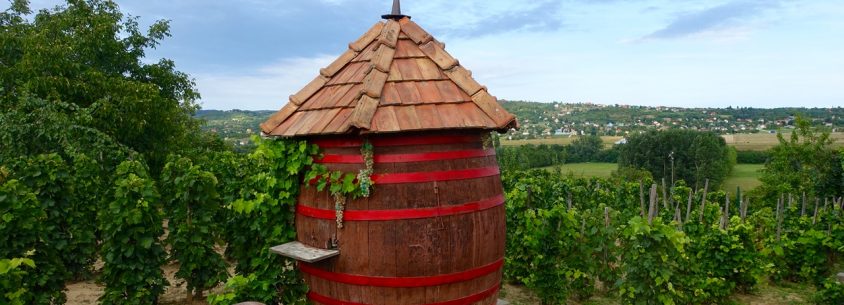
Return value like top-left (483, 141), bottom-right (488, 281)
top-left (66, 261), bottom-right (212, 305)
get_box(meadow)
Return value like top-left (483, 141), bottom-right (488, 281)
top-left (502, 132), bottom-right (844, 151)
top-left (543, 163), bottom-right (764, 194)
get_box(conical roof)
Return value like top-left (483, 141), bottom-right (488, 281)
top-left (260, 17), bottom-right (517, 137)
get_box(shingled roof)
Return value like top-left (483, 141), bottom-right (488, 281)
top-left (260, 17), bottom-right (517, 137)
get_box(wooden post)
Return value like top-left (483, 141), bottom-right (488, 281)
top-left (675, 203), bottom-right (682, 227)
top-left (699, 179), bottom-right (709, 222)
top-left (526, 186), bottom-right (532, 209)
top-left (639, 180), bottom-right (645, 217)
top-left (685, 189), bottom-right (693, 224)
top-left (741, 198), bottom-right (749, 222)
top-left (776, 196), bottom-right (783, 242)
top-left (567, 191), bottom-right (573, 211)
top-left (648, 184), bottom-right (657, 224)
top-left (813, 197), bottom-right (819, 225)
top-left (802, 192), bottom-right (807, 217)
top-left (721, 196), bottom-right (730, 230)
top-left (662, 178), bottom-right (669, 210)
top-left (788, 193), bottom-right (793, 209)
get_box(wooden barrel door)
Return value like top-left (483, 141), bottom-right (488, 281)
top-left (296, 131), bottom-right (506, 305)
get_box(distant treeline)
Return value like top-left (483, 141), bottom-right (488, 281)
top-left (496, 135), bottom-right (618, 170)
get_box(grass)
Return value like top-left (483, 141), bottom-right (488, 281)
top-left (500, 136), bottom-right (623, 149)
top-left (723, 164), bottom-right (764, 194)
top-left (540, 163), bottom-right (764, 193)
top-left (542, 163), bottom-right (617, 178)
top-left (501, 132), bottom-right (844, 151)
top-left (500, 280), bottom-right (813, 305)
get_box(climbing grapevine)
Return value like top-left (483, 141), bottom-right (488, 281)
top-left (306, 139), bottom-right (374, 229)
top-left (99, 160), bottom-right (168, 305)
top-left (0, 177), bottom-right (48, 305)
top-left (161, 155), bottom-right (228, 302)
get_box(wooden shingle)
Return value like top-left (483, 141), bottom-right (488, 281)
top-left (289, 75), bottom-right (329, 105)
top-left (419, 40), bottom-right (458, 70)
top-left (320, 49), bottom-right (358, 78)
top-left (350, 22), bottom-right (385, 52)
top-left (261, 17), bottom-right (517, 137)
top-left (378, 20), bottom-right (401, 48)
top-left (398, 19), bottom-right (432, 44)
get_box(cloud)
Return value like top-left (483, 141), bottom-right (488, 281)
top-left (193, 55), bottom-right (334, 110)
top-left (408, 0), bottom-right (565, 37)
top-left (641, 0), bottom-right (781, 40)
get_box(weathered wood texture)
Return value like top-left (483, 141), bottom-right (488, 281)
top-left (296, 131), bottom-right (504, 305)
top-left (261, 17), bottom-right (516, 137)
top-left (270, 242), bottom-right (339, 263)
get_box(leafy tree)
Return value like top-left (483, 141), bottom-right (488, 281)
top-left (161, 156), bottom-right (228, 303)
top-left (568, 135), bottom-right (603, 163)
top-left (0, 0), bottom-right (209, 173)
top-left (618, 129), bottom-right (733, 189)
top-left (757, 117), bottom-right (843, 202)
top-left (99, 160), bottom-right (168, 305)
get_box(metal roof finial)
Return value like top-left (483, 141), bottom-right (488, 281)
top-left (382, 0), bottom-right (410, 20)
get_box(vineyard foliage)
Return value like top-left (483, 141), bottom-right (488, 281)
top-left (2, 1), bottom-right (844, 305)
top-left (503, 168), bottom-right (843, 305)
top-left (160, 156), bottom-right (228, 300)
top-left (99, 161), bottom-right (168, 305)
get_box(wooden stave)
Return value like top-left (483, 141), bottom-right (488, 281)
top-left (296, 131), bottom-right (505, 305)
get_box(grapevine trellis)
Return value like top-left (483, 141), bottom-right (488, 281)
top-left (502, 168), bottom-right (844, 304)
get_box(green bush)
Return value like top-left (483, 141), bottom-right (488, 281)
top-left (813, 278), bottom-right (844, 305)
top-left (209, 137), bottom-right (314, 304)
top-left (619, 217), bottom-right (688, 305)
top-left (99, 161), bottom-right (168, 305)
top-left (161, 156), bottom-right (228, 301)
top-left (0, 178), bottom-right (54, 305)
top-left (736, 150), bottom-right (771, 164)
top-left (0, 257), bottom-right (36, 305)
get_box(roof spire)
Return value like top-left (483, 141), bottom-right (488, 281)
top-left (381, 0), bottom-right (410, 20)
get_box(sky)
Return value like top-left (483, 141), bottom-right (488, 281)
top-left (15, 0), bottom-right (844, 110)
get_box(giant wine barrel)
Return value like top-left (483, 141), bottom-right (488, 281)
top-left (296, 130), bottom-right (505, 305)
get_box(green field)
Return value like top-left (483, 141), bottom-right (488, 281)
top-left (502, 132), bottom-right (844, 151)
top-left (542, 163), bottom-right (618, 178)
top-left (542, 163), bottom-right (763, 193)
top-left (723, 164), bottom-right (764, 194)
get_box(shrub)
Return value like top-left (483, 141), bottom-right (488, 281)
top-left (161, 156), bottom-right (228, 302)
top-left (619, 217), bottom-right (688, 305)
top-left (99, 161), bottom-right (168, 305)
top-left (736, 150), bottom-right (770, 164)
top-left (813, 278), bottom-right (844, 305)
top-left (0, 178), bottom-right (54, 305)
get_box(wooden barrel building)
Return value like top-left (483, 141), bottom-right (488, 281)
top-left (261, 2), bottom-right (517, 305)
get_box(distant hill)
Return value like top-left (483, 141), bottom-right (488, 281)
top-left (196, 103), bottom-right (843, 146)
top-left (195, 110), bottom-right (274, 147)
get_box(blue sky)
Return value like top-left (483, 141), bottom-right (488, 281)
top-left (18, 0), bottom-right (844, 110)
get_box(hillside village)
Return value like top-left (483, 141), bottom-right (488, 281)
top-left (197, 103), bottom-right (844, 148)
top-left (501, 101), bottom-right (843, 140)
